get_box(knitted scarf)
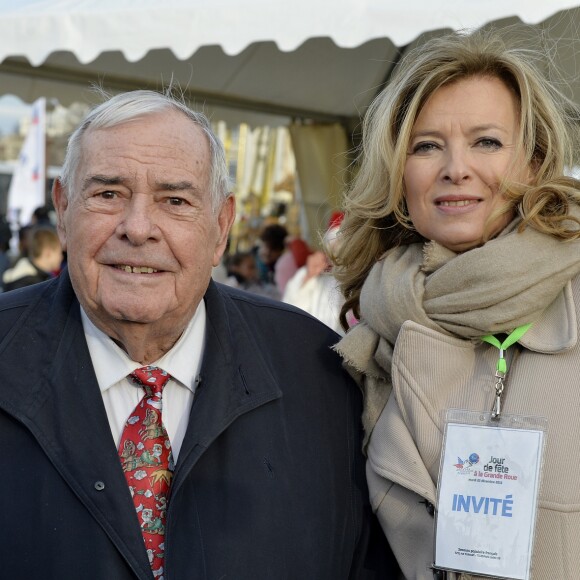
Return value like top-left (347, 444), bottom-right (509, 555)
top-left (335, 216), bottom-right (580, 445)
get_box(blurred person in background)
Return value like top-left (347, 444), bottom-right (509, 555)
top-left (3, 226), bottom-right (62, 291)
top-left (225, 250), bottom-right (280, 299)
top-left (30, 204), bottom-right (56, 227)
top-left (256, 222), bottom-right (287, 284)
top-left (283, 212), bottom-right (345, 334)
top-left (274, 235), bottom-right (311, 294)
top-left (0, 215), bottom-right (11, 291)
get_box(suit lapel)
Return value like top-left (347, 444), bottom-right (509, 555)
top-left (172, 283), bottom-right (282, 494)
top-left (0, 274), bottom-right (153, 579)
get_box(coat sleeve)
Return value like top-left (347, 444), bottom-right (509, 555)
top-left (367, 467), bottom-right (435, 579)
top-left (341, 373), bottom-right (402, 579)
top-left (366, 392), bottom-right (439, 579)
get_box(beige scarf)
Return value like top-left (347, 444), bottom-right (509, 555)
top-left (335, 217), bottom-right (580, 446)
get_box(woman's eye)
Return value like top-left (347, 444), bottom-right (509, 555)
top-left (411, 142), bottom-right (439, 154)
top-left (476, 138), bottom-right (502, 150)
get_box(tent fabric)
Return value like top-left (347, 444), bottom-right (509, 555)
top-left (0, 0), bottom-right (576, 65)
top-left (289, 123), bottom-right (349, 245)
top-left (1, 0), bottom-right (578, 65)
top-left (0, 1), bottom-right (579, 126)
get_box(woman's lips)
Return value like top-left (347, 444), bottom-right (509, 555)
top-left (436, 199), bottom-right (480, 207)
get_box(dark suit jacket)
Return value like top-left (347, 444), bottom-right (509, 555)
top-left (0, 270), bottom-right (395, 579)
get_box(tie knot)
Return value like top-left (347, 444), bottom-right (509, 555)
top-left (130, 366), bottom-right (171, 399)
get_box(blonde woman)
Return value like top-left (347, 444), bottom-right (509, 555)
top-left (334, 30), bottom-right (580, 579)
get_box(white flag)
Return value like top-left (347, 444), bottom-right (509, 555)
top-left (7, 97), bottom-right (46, 227)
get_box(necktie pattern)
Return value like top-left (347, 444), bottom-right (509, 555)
top-left (118, 366), bottom-right (174, 578)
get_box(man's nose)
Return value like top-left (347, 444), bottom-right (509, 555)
top-left (116, 194), bottom-right (159, 244)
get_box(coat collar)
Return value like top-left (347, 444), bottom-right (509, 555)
top-left (169, 280), bottom-right (282, 497)
top-left (0, 272), bottom-right (282, 578)
top-left (518, 280), bottom-right (577, 353)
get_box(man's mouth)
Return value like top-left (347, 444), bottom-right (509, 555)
top-left (115, 265), bottom-right (159, 274)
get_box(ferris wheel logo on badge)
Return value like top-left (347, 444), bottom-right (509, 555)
top-left (453, 452), bottom-right (480, 474)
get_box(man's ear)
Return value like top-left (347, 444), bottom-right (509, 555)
top-left (52, 178), bottom-right (69, 252)
top-left (213, 194), bottom-right (236, 267)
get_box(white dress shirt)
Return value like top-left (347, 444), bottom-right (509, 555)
top-left (81, 303), bottom-right (206, 461)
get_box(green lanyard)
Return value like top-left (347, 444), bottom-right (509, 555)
top-left (481, 323), bottom-right (532, 420)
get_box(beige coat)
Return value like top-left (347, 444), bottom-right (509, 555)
top-left (367, 276), bottom-right (580, 579)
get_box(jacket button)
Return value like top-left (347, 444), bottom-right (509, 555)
top-left (94, 481), bottom-right (105, 491)
top-left (423, 500), bottom-right (435, 516)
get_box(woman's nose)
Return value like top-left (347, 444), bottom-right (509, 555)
top-left (441, 148), bottom-right (471, 184)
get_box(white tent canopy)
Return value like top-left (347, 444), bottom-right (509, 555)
top-left (3, 0), bottom-right (579, 63)
top-left (1, 1), bottom-right (579, 126)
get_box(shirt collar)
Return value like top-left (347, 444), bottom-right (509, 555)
top-left (81, 301), bottom-right (207, 393)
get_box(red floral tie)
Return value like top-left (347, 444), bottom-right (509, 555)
top-left (118, 366), bottom-right (174, 577)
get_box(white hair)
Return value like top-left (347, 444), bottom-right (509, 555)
top-left (59, 90), bottom-right (231, 210)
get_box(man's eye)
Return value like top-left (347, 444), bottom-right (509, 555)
top-left (98, 191), bottom-right (117, 200)
top-left (168, 197), bottom-right (185, 206)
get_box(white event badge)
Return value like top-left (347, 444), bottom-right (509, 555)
top-left (434, 323), bottom-right (546, 579)
top-left (434, 410), bottom-right (546, 579)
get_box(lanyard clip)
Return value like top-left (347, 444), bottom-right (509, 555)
top-left (491, 370), bottom-right (505, 421)
top-left (482, 323), bottom-right (532, 421)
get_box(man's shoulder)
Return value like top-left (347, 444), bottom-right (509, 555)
top-left (218, 282), bottom-right (301, 312)
top-left (216, 282), bottom-right (339, 339)
top-left (209, 282), bottom-right (359, 409)
top-left (0, 280), bottom-right (48, 312)
top-left (0, 278), bottom-right (63, 342)
top-left (210, 282), bottom-right (350, 387)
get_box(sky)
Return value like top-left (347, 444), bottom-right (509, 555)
top-left (0, 94), bottom-right (32, 135)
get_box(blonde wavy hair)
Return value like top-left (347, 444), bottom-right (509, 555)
top-left (334, 28), bottom-right (580, 329)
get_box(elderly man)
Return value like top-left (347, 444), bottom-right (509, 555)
top-left (0, 91), bottom-right (392, 579)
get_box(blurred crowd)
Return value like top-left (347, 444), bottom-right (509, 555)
top-left (213, 212), bottom-right (347, 334)
top-left (0, 204), bottom-right (64, 293)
